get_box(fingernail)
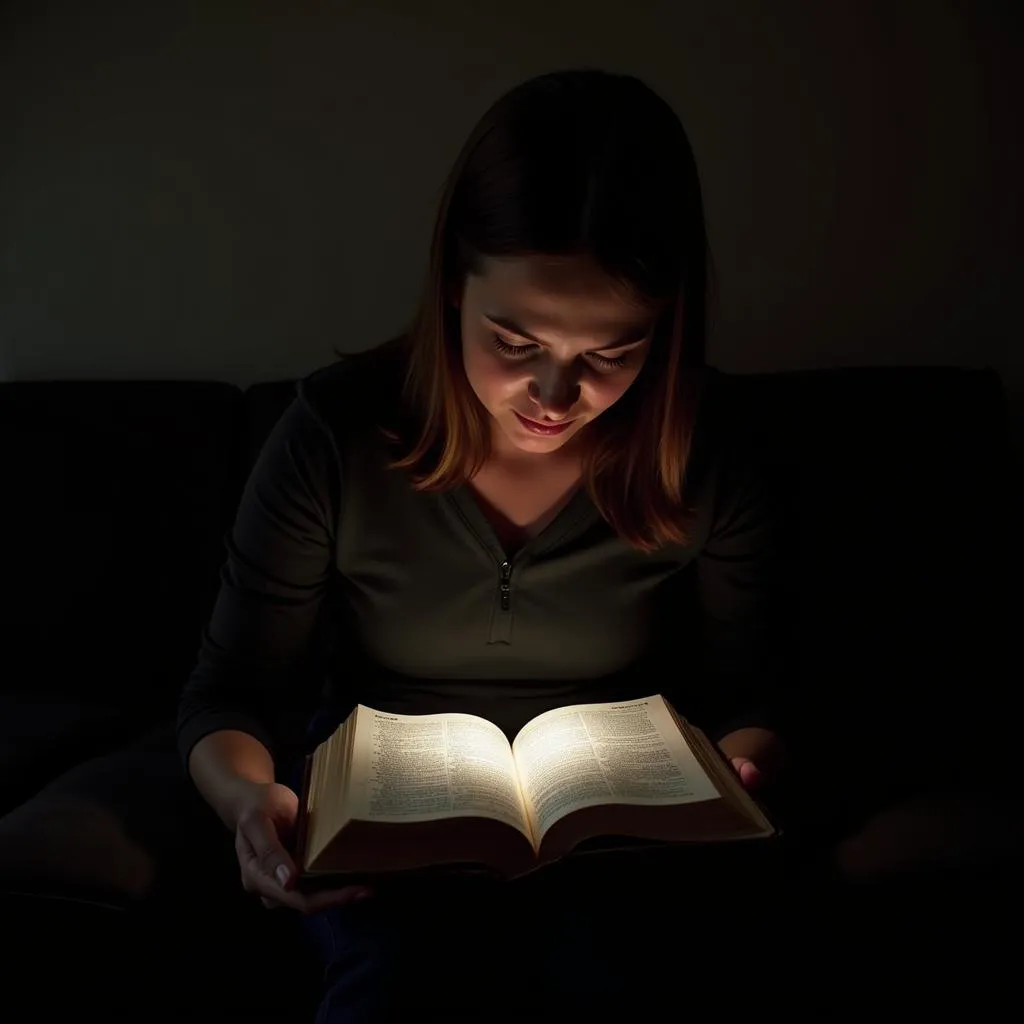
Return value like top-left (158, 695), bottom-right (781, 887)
top-left (275, 865), bottom-right (290, 887)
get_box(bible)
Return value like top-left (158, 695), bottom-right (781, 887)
top-left (293, 693), bottom-right (775, 885)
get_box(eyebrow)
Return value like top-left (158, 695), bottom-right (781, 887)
top-left (483, 314), bottom-right (651, 352)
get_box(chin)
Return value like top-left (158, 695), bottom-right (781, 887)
top-left (511, 434), bottom-right (571, 453)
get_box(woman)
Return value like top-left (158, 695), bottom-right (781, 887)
top-left (179, 68), bottom-right (790, 1019)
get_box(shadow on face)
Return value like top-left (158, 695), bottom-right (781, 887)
top-left (458, 254), bottom-right (659, 458)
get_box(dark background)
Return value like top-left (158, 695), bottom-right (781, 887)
top-left (1, 0), bottom-right (1020, 446)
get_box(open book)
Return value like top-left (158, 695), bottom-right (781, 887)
top-left (293, 694), bottom-right (775, 884)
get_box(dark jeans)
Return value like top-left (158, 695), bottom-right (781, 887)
top-left (288, 706), bottom-right (820, 1022)
top-left (294, 844), bottom-right (827, 1021)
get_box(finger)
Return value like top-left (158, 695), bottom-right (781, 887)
top-left (259, 883), bottom-right (371, 914)
top-left (236, 829), bottom-right (309, 911)
top-left (239, 811), bottom-right (299, 890)
top-left (731, 758), bottom-right (762, 790)
top-left (299, 886), bottom-right (375, 915)
top-left (237, 827), bottom-right (373, 912)
top-left (259, 887), bottom-right (370, 914)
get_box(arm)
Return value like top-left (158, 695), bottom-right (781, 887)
top-left (693, 406), bottom-right (793, 788)
top-left (177, 388), bottom-right (341, 822)
top-left (188, 729), bottom-right (277, 830)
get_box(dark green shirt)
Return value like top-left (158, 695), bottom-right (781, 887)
top-left (177, 348), bottom-right (788, 768)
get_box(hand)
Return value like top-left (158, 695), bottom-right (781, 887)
top-left (717, 727), bottom-right (784, 791)
top-left (232, 781), bottom-right (374, 913)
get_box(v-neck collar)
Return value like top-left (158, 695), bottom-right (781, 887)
top-left (446, 481), bottom-right (598, 564)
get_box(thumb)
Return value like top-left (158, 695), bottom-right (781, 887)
top-left (242, 807), bottom-right (299, 891)
top-left (730, 757), bottom-right (762, 791)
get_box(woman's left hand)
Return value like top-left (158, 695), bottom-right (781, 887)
top-left (717, 727), bottom-right (784, 791)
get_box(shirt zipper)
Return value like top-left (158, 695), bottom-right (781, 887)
top-left (440, 491), bottom-right (518, 644)
top-left (486, 555), bottom-right (514, 643)
top-left (499, 560), bottom-right (512, 611)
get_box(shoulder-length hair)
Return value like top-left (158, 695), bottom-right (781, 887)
top-left (389, 68), bottom-right (714, 552)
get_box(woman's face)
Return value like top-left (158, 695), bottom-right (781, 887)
top-left (458, 254), bottom-right (657, 458)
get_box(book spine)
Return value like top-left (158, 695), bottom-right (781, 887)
top-left (292, 754), bottom-right (314, 871)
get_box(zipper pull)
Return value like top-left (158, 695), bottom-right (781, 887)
top-left (499, 560), bottom-right (511, 611)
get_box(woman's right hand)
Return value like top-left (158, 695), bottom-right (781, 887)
top-left (232, 780), bottom-right (374, 913)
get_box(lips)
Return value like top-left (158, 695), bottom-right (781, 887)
top-left (514, 411), bottom-right (575, 436)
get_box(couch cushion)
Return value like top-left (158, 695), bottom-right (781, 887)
top-left (0, 381), bottom-right (244, 713)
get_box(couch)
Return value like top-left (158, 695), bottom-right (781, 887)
top-left (1, 364), bottom-right (1019, 1016)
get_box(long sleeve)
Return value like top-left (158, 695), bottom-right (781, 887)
top-left (176, 386), bottom-right (341, 769)
top-left (692, 403), bottom-right (793, 743)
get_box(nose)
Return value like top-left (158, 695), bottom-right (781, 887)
top-left (528, 365), bottom-right (580, 420)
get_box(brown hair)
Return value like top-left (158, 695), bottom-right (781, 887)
top-left (390, 69), bottom-right (714, 552)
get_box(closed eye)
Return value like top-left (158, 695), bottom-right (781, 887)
top-left (587, 350), bottom-right (629, 369)
top-left (490, 334), bottom-right (632, 369)
top-left (491, 334), bottom-right (536, 359)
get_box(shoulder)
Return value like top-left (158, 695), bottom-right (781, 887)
top-left (295, 336), bottom-right (407, 447)
top-left (689, 368), bottom-right (779, 537)
top-left (693, 367), bottom-right (769, 471)
top-left (695, 367), bottom-right (749, 445)
top-left (684, 368), bottom-right (745, 491)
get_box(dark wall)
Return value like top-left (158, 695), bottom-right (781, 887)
top-left (1, 0), bottom-right (1019, 442)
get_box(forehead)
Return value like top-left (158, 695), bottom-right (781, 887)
top-left (469, 254), bottom-right (656, 335)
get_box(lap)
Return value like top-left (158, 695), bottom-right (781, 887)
top-left (303, 875), bottom-right (524, 1021)
top-left (304, 845), bottom-right (799, 1022)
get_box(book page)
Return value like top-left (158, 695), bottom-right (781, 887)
top-left (343, 706), bottom-right (533, 842)
top-left (511, 695), bottom-right (720, 839)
